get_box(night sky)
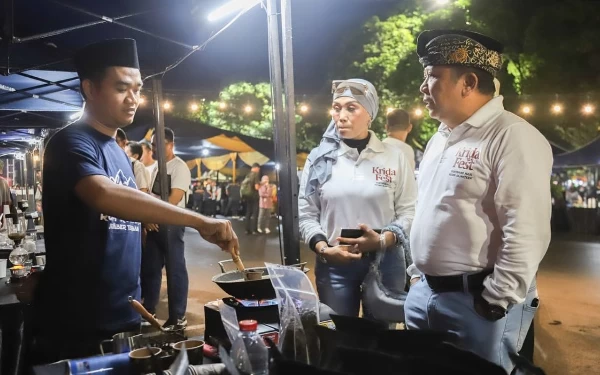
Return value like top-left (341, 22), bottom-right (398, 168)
top-left (6, 0), bottom-right (398, 94)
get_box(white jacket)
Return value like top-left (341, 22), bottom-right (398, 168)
top-left (298, 132), bottom-right (417, 246)
top-left (411, 96), bottom-right (552, 309)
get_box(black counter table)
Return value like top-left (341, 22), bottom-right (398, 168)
top-left (0, 276), bottom-right (29, 375)
top-left (0, 239), bottom-right (46, 375)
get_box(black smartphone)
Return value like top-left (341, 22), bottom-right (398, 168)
top-left (339, 228), bottom-right (382, 245)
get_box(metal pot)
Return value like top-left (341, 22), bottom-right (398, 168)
top-left (212, 260), bottom-right (308, 300)
top-left (99, 331), bottom-right (145, 355)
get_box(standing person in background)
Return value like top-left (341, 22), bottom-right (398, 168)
top-left (115, 128), bottom-right (128, 149)
top-left (192, 181), bottom-right (205, 213)
top-left (241, 164), bottom-right (261, 235)
top-left (405, 30), bottom-right (551, 373)
top-left (257, 175), bottom-right (273, 234)
top-left (210, 180), bottom-right (221, 217)
top-left (225, 178), bottom-right (242, 218)
top-left (123, 140), bottom-right (151, 193)
top-left (143, 127), bottom-right (193, 329)
top-left (384, 109), bottom-right (416, 171)
top-left (140, 140), bottom-right (156, 176)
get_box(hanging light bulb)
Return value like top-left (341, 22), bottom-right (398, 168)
top-left (300, 104), bottom-right (309, 113)
top-left (163, 102), bottom-right (172, 110)
top-left (387, 107), bottom-right (394, 114)
top-left (582, 104), bottom-right (594, 115)
top-left (520, 105), bottom-right (532, 115)
top-left (551, 104), bottom-right (563, 114)
top-left (190, 103), bottom-right (199, 112)
top-left (413, 108), bottom-right (423, 117)
top-left (219, 102), bottom-right (227, 110)
top-left (244, 105), bottom-right (253, 113)
top-left (139, 97), bottom-right (146, 105)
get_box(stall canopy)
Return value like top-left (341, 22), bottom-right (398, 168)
top-left (0, 69), bottom-right (83, 156)
top-left (553, 136), bottom-right (600, 168)
top-left (125, 110), bottom-right (282, 179)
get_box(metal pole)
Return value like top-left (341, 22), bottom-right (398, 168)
top-left (151, 78), bottom-right (169, 202)
top-left (266, 0), bottom-right (299, 264)
top-left (280, 0), bottom-right (300, 264)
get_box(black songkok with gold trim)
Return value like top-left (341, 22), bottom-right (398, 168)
top-left (417, 30), bottom-right (504, 76)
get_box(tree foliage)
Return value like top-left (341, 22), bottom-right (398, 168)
top-left (178, 82), bottom-right (323, 151)
top-left (346, 0), bottom-right (600, 150)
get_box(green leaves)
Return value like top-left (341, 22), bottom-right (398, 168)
top-left (181, 82), bottom-right (322, 150)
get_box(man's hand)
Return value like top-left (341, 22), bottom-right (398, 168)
top-left (144, 223), bottom-right (159, 232)
top-left (336, 224), bottom-right (380, 253)
top-left (195, 216), bottom-right (239, 256)
top-left (322, 245), bottom-right (363, 265)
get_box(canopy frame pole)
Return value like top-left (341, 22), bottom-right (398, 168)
top-left (14, 10), bottom-right (151, 43)
top-left (0, 77), bottom-right (78, 98)
top-left (50, 0), bottom-right (195, 50)
top-left (266, 0), bottom-right (300, 265)
top-left (17, 73), bottom-right (80, 93)
top-left (151, 78), bottom-right (169, 202)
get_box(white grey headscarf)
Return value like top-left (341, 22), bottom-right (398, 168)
top-left (304, 78), bottom-right (379, 197)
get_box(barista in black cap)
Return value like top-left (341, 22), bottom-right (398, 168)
top-left (404, 30), bottom-right (552, 372)
top-left (31, 39), bottom-right (239, 363)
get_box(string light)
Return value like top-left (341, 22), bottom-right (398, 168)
top-left (520, 105), bottom-right (532, 115)
top-left (126, 95), bottom-right (600, 119)
top-left (551, 104), bottom-right (562, 114)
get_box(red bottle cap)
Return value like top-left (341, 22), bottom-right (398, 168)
top-left (239, 320), bottom-right (258, 331)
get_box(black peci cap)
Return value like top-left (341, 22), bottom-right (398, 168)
top-left (74, 38), bottom-right (140, 80)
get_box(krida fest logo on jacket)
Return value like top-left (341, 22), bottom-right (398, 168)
top-left (453, 146), bottom-right (480, 171)
top-left (372, 166), bottom-right (396, 183)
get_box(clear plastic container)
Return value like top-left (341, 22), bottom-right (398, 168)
top-left (231, 320), bottom-right (268, 375)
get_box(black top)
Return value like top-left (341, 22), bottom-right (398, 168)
top-left (343, 133), bottom-right (372, 154)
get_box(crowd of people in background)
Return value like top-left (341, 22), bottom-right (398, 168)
top-left (189, 169), bottom-right (278, 234)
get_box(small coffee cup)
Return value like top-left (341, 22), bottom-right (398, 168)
top-left (173, 339), bottom-right (204, 365)
top-left (129, 347), bottom-right (162, 374)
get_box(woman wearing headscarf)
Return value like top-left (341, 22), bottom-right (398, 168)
top-left (298, 79), bottom-right (417, 317)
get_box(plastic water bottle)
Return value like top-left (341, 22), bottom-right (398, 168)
top-left (231, 320), bottom-right (268, 375)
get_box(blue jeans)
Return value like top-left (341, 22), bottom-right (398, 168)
top-left (315, 250), bottom-right (406, 318)
top-left (404, 276), bottom-right (538, 373)
top-left (141, 225), bottom-right (188, 321)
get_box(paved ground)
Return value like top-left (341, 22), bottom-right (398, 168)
top-left (152, 219), bottom-right (600, 375)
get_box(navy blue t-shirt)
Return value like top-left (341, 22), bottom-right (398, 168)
top-left (36, 124), bottom-right (142, 336)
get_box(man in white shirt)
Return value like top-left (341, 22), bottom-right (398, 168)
top-left (405, 30), bottom-right (552, 373)
top-left (142, 127), bottom-right (192, 329)
top-left (125, 141), bottom-right (151, 193)
top-left (383, 109), bottom-right (415, 171)
top-left (140, 140), bottom-right (157, 176)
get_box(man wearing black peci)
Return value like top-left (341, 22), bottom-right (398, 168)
top-left (30, 38), bottom-right (239, 363)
